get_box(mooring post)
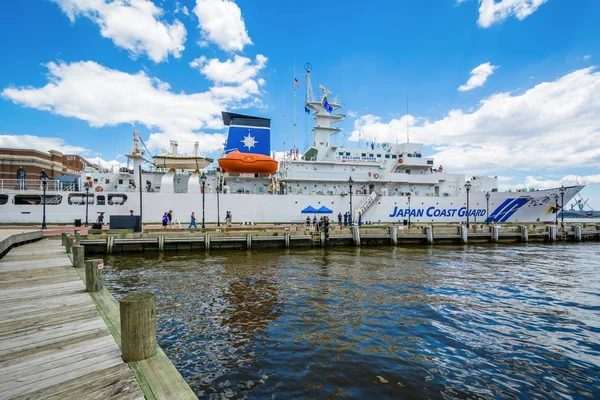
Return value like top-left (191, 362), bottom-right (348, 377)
top-left (320, 231), bottom-right (326, 246)
top-left (106, 236), bottom-right (114, 254)
top-left (74, 229), bottom-right (81, 246)
top-left (66, 237), bottom-right (72, 254)
top-left (72, 245), bottom-right (85, 268)
top-left (459, 226), bottom-right (468, 244)
top-left (284, 233), bottom-right (290, 248)
top-left (205, 234), bottom-right (211, 251)
top-left (574, 225), bottom-right (582, 242)
top-left (491, 226), bottom-right (499, 243)
top-left (389, 226), bottom-right (397, 245)
top-left (425, 226), bottom-right (433, 244)
top-left (120, 293), bottom-right (157, 362)
top-left (520, 225), bottom-right (528, 243)
top-left (61, 232), bottom-right (68, 247)
top-left (352, 226), bottom-right (361, 246)
top-left (596, 225), bottom-right (600, 241)
top-left (246, 234), bottom-right (252, 250)
top-left (84, 259), bottom-right (103, 292)
top-left (549, 225), bottom-right (557, 242)
top-left (157, 235), bottom-right (165, 252)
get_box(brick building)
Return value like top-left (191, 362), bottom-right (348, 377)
top-left (0, 148), bottom-right (91, 182)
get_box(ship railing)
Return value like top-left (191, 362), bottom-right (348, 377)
top-left (0, 179), bottom-right (75, 193)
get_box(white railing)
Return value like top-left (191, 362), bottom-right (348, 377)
top-left (353, 190), bottom-right (380, 219)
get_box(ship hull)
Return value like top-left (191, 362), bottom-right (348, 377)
top-left (0, 186), bottom-right (583, 225)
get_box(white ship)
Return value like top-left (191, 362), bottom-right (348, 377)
top-left (0, 68), bottom-right (583, 225)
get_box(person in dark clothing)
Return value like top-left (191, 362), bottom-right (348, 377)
top-left (312, 216), bottom-right (317, 227)
top-left (167, 210), bottom-right (173, 229)
top-left (306, 216), bottom-right (311, 226)
top-left (338, 212), bottom-right (342, 226)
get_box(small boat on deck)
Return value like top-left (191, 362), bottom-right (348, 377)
top-left (153, 141), bottom-right (213, 170)
top-left (218, 150), bottom-right (278, 174)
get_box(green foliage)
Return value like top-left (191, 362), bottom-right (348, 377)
top-left (273, 232), bottom-right (279, 236)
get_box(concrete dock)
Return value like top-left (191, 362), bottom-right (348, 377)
top-left (0, 231), bottom-right (197, 399)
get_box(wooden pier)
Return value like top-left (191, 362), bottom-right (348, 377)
top-left (80, 224), bottom-right (600, 254)
top-left (0, 231), bottom-right (197, 399)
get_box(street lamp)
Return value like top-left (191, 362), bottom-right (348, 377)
top-left (465, 180), bottom-right (472, 227)
top-left (201, 172), bottom-right (207, 229)
top-left (216, 180), bottom-right (221, 227)
top-left (559, 185), bottom-right (566, 225)
top-left (40, 172), bottom-right (49, 229)
top-left (485, 192), bottom-right (491, 225)
top-left (84, 182), bottom-right (90, 227)
top-left (554, 193), bottom-right (559, 226)
top-left (407, 192), bottom-right (412, 226)
top-left (348, 177), bottom-right (354, 225)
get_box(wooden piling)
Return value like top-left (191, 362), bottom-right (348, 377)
top-left (459, 226), bottom-right (468, 244)
top-left (596, 225), bottom-right (600, 241)
top-left (66, 237), bottom-right (72, 254)
top-left (520, 226), bottom-right (529, 243)
top-left (246, 234), bottom-right (252, 249)
top-left (120, 293), bottom-right (157, 362)
top-left (74, 229), bottom-right (81, 245)
top-left (84, 259), bottom-right (104, 292)
top-left (106, 236), bottom-right (115, 254)
top-left (574, 225), bottom-right (582, 241)
top-left (157, 235), bottom-right (165, 252)
top-left (425, 226), bottom-right (433, 244)
top-left (549, 225), bottom-right (557, 242)
top-left (285, 233), bottom-right (290, 248)
top-left (491, 226), bottom-right (499, 243)
top-left (61, 232), bottom-right (68, 247)
top-left (389, 226), bottom-right (397, 245)
top-left (352, 226), bottom-right (361, 246)
top-left (205, 234), bottom-right (211, 251)
top-left (72, 244), bottom-right (85, 268)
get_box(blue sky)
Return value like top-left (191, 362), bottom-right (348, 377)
top-left (1, 0), bottom-right (599, 207)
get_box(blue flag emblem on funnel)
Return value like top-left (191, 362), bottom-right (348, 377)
top-left (226, 127), bottom-right (270, 155)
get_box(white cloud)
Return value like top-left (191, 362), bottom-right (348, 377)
top-left (578, 54), bottom-right (592, 61)
top-left (519, 174), bottom-right (600, 190)
top-left (0, 134), bottom-right (89, 154)
top-left (190, 54), bottom-right (267, 84)
top-left (351, 67), bottom-right (600, 174)
top-left (193, 0), bottom-right (252, 52)
top-left (478, 0), bottom-right (549, 28)
top-left (87, 156), bottom-right (126, 170)
top-left (1, 61), bottom-right (267, 153)
top-left (51, 0), bottom-right (186, 62)
top-left (458, 62), bottom-right (498, 92)
top-left (174, 1), bottom-right (189, 16)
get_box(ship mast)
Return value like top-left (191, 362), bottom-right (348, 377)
top-left (293, 60), bottom-right (297, 157)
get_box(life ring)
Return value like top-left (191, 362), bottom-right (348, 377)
top-left (95, 186), bottom-right (103, 192)
top-left (398, 158), bottom-right (403, 163)
top-left (373, 173), bottom-right (380, 179)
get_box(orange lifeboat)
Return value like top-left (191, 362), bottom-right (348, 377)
top-left (218, 150), bottom-right (278, 174)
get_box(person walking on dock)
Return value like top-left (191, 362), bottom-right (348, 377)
top-left (188, 212), bottom-right (197, 229)
top-left (338, 212), bottom-right (342, 226)
top-left (167, 210), bottom-right (173, 229)
top-left (225, 211), bottom-right (232, 226)
top-left (162, 212), bottom-right (168, 229)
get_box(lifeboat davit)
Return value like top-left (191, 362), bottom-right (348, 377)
top-left (218, 150), bottom-right (278, 174)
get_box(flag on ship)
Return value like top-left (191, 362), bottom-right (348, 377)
top-left (305, 106), bottom-right (310, 114)
top-left (323, 100), bottom-right (333, 113)
top-left (294, 78), bottom-right (300, 87)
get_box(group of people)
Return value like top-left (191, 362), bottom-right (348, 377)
top-left (183, 210), bottom-right (233, 229)
top-left (162, 210), bottom-right (175, 229)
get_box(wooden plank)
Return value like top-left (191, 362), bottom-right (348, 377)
top-left (0, 305), bottom-right (98, 336)
top-left (0, 281), bottom-right (84, 302)
top-left (0, 258), bottom-right (73, 272)
top-left (0, 349), bottom-right (124, 398)
top-left (1, 293), bottom-right (91, 316)
top-left (12, 363), bottom-right (144, 400)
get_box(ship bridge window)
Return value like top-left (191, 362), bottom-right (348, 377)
top-left (108, 194), bottom-right (127, 205)
top-left (427, 160), bottom-right (433, 165)
top-left (68, 194), bottom-right (94, 205)
top-left (385, 154), bottom-right (390, 159)
top-left (369, 154), bottom-right (374, 157)
top-left (377, 154), bottom-right (381, 158)
top-left (345, 152), bottom-right (350, 156)
top-left (361, 153), bottom-right (366, 157)
top-left (392, 155), bottom-right (397, 159)
top-left (119, 179), bottom-right (123, 184)
top-left (338, 152), bottom-right (344, 156)
top-left (0, 194), bottom-right (8, 205)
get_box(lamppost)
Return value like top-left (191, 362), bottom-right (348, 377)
top-left (201, 172), bottom-right (207, 229)
top-left (407, 192), bottom-right (412, 226)
top-left (216, 181), bottom-right (221, 227)
top-left (559, 185), bottom-right (566, 225)
top-left (348, 177), bottom-right (354, 225)
top-left (485, 192), bottom-right (490, 225)
top-left (40, 172), bottom-right (48, 229)
top-left (465, 180), bottom-right (472, 227)
top-left (554, 193), bottom-right (559, 225)
top-left (84, 182), bottom-right (90, 227)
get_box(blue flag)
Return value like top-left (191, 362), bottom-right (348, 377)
top-left (305, 106), bottom-right (310, 114)
top-left (323, 100), bottom-right (333, 113)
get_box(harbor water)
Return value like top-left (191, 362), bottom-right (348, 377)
top-left (104, 244), bottom-right (600, 399)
